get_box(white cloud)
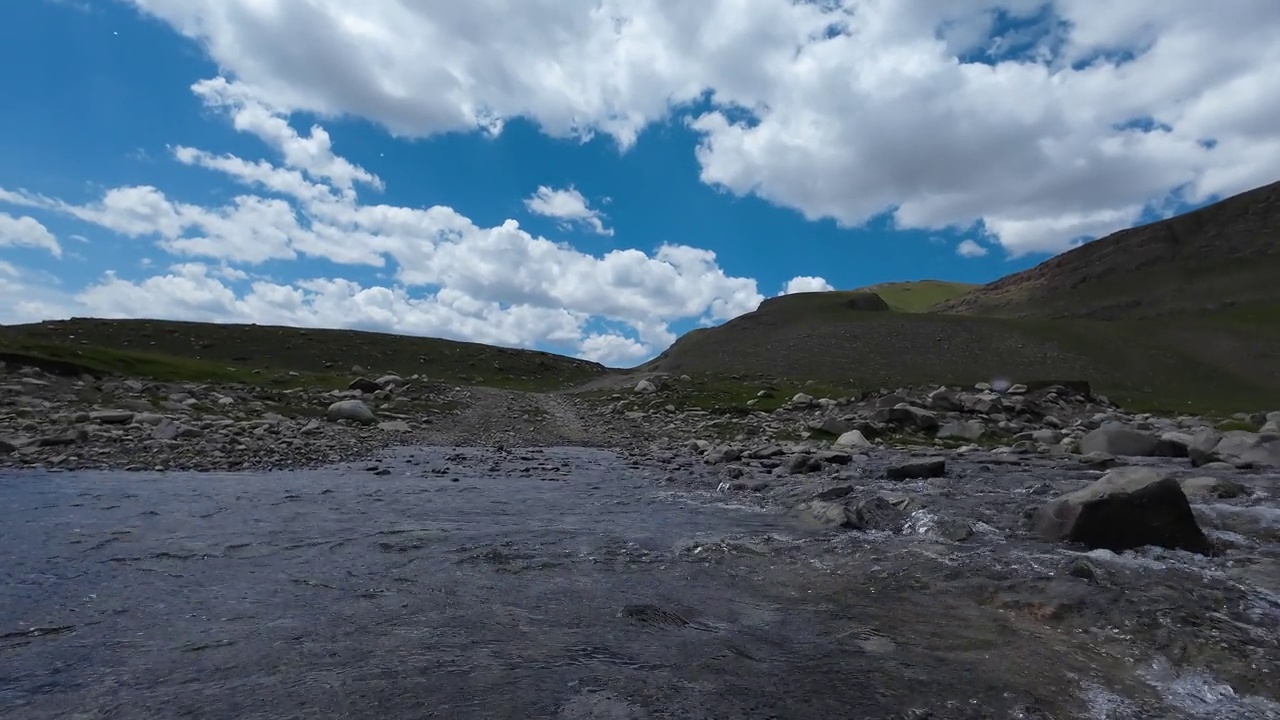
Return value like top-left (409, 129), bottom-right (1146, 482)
top-left (779, 276), bottom-right (835, 295)
top-left (0, 82), bottom-right (765, 366)
top-left (956, 239), bottom-right (989, 258)
top-left (524, 186), bottom-right (613, 236)
top-left (0, 212), bottom-right (61, 257)
top-left (578, 333), bottom-right (651, 365)
top-left (122, 0), bottom-right (1280, 255)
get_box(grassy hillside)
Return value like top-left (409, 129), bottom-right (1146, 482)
top-left (0, 318), bottom-right (607, 391)
top-left (857, 280), bottom-right (978, 313)
top-left (642, 291), bottom-right (1280, 414)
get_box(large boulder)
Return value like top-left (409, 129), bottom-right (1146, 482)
top-left (327, 399), bottom-right (376, 424)
top-left (1212, 430), bottom-right (1280, 468)
top-left (1034, 467), bottom-right (1211, 555)
top-left (1078, 424), bottom-right (1160, 457)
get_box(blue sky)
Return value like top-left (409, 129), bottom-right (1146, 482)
top-left (2, 1), bottom-right (1277, 366)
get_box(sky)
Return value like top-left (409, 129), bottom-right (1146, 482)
top-left (1, 1), bottom-right (1278, 367)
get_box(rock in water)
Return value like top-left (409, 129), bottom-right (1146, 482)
top-left (1034, 467), bottom-right (1211, 555)
top-left (1210, 430), bottom-right (1280, 468)
top-left (327, 400), bottom-right (376, 424)
top-left (886, 457), bottom-right (946, 480)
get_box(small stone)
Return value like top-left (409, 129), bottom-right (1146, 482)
top-left (89, 410), bottom-right (135, 425)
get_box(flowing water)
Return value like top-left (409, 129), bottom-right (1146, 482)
top-left (1, 446), bottom-right (1273, 718)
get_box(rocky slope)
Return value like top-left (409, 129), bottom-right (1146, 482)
top-left (935, 179), bottom-right (1280, 319)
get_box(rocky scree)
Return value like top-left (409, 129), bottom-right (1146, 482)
top-left (0, 361), bottom-right (469, 471)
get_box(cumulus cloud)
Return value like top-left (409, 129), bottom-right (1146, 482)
top-left (524, 186), bottom-right (613, 236)
top-left (780, 276), bottom-right (835, 295)
top-left (956, 239), bottom-right (989, 258)
top-left (0, 84), bottom-right (765, 366)
top-left (121, 0), bottom-right (1280, 255)
top-left (0, 212), bottom-right (61, 257)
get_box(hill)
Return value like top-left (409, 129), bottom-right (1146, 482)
top-left (0, 318), bottom-right (606, 391)
top-left (641, 290), bottom-right (1280, 414)
top-left (643, 179), bottom-right (1280, 413)
top-left (934, 179), bottom-right (1280, 319)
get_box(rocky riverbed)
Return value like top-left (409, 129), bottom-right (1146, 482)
top-left (3, 361), bottom-right (1280, 717)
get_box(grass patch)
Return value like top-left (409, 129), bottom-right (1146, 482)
top-left (857, 280), bottom-right (979, 313)
top-left (653, 374), bottom-right (859, 415)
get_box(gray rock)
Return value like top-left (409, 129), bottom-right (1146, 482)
top-left (812, 485), bottom-right (856, 501)
top-left (926, 388), bottom-right (962, 412)
top-left (848, 495), bottom-right (910, 532)
top-left (937, 420), bottom-right (985, 441)
top-left (797, 499), bottom-right (853, 529)
top-left (152, 420), bottom-right (202, 441)
top-left (1179, 476), bottom-right (1248, 500)
top-left (634, 380), bottom-right (657, 394)
top-left (37, 429), bottom-right (88, 447)
top-left (377, 420), bottom-right (413, 432)
top-left (348, 377), bottom-right (383, 393)
top-left (1029, 429), bottom-right (1062, 445)
top-left (1188, 428), bottom-right (1225, 466)
top-left (1078, 451), bottom-right (1120, 470)
top-left (706, 446), bottom-right (742, 464)
top-left (815, 450), bottom-right (854, 465)
top-left (89, 410), bottom-right (135, 425)
top-left (375, 374), bottom-right (403, 388)
top-left (886, 457), bottom-right (946, 480)
top-left (746, 445), bottom-right (786, 459)
top-left (327, 400), bottom-right (376, 424)
top-left (787, 454), bottom-right (823, 475)
top-left (833, 429), bottom-right (872, 449)
top-left (809, 417), bottom-right (850, 436)
top-left (872, 404), bottom-right (939, 431)
top-left (1211, 431), bottom-right (1280, 468)
top-left (1033, 466), bottom-right (1211, 555)
top-left (791, 393), bottom-right (815, 407)
top-left (1079, 424), bottom-right (1160, 457)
